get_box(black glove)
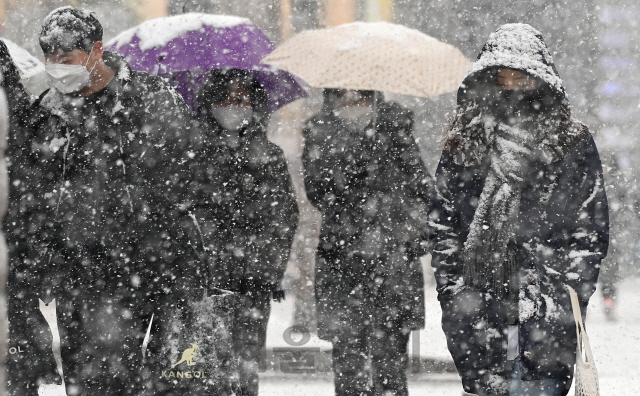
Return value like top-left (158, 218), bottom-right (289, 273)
top-left (272, 289), bottom-right (285, 302)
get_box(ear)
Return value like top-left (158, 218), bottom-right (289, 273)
top-left (92, 41), bottom-right (104, 60)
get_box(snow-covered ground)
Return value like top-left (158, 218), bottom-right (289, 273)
top-left (262, 275), bottom-right (640, 395)
top-left (259, 373), bottom-right (463, 395)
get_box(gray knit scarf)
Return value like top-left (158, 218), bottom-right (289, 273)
top-left (462, 119), bottom-right (537, 298)
top-left (446, 91), bottom-right (584, 298)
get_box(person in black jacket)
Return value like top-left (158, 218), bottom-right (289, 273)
top-left (302, 89), bottom-right (431, 396)
top-left (0, 38), bottom-right (62, 396)
top-left (191, 68), bottom-right (299, 396)
top-left (428, 24), bottom-right (609, 396)
top-left (6, 7), bottom-right (197, 395)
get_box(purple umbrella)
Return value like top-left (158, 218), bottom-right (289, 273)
top-left (106, 13), bottom-right (307, 112)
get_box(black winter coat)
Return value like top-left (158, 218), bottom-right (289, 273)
top-left (430, 131), bottom-right (608, 394)
top-left (188, 121), bottom-right (299, 294)
top-left (6, 51), bottom-right (197, 394)
top-left (428, 24), bottom-right (609, 395)
top-left (1, 40), bottom-right (61, 395)
top-left (302, 101), bottom-right (431, 340)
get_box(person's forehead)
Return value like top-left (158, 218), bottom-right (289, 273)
top-left (498, 68), bottom-right (532, 79)
top-left (46, 49), bottom-right (85, 58)
top-left (228, 81), bottom-right (250, 94)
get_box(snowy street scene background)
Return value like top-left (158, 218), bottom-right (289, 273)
top-left (1, 1), bottom-right (640, 396)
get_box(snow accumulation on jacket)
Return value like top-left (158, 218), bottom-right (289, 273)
top-left (5, 50), bottom-right (198, 394)
top-left (428, 24), bottom-right (609, 395)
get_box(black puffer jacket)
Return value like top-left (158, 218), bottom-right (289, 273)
top-left (6, 51), bottom-right (198, 394)
top-left (188, 116), bottom-right (299, 293)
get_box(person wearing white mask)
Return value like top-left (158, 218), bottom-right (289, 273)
top-left (8, 6), bottom-right (196, 395)
top-left (40, 10), bottom-right (114, 96)
top-left (302, 89), bottom-right (432, 396)
top-left (191, 68), bottom-right (299, 396)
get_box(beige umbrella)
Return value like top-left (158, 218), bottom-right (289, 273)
top-left (262, 21), bottom-right (470, 98)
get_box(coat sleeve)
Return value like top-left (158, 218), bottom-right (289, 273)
top-left (428, 151), bottom-right (468, 301)
top-left (131, 76), bottom-right (198, 296)
top-left (378, 102), bottom-right (432, 251)
top-left (301, 120), bottom-right (340, 212)
top-left (562, 131), bottom-right (609, 303)
top-left (0, 40), bottom-right (31, 127)
top-left (249, 143), bottom-right (299, 290)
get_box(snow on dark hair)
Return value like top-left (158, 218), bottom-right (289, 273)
top-left (39, 6), bottom-right (103, 54)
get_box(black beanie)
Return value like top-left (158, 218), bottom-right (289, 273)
top-left (39, 6), bottom-right (103, 54)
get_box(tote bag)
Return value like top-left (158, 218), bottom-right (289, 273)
top-left (567, 286), bottom-right (599, 396)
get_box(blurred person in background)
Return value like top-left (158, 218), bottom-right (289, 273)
top-left (599, 152), bottom-right (637, 321)
top-left (191, 68), bottom-right (299, 396)
top-left (302, 88), bottom-right (431, 396)
top-left (428, 24), bottom-right (608, 396)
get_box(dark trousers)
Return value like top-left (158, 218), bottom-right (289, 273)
top-left (7, 291), bottom-right (146, 396)
top-left (332, 321), bottom-right (410, 396)
top-left (231, 290), bottom-right (271, 396)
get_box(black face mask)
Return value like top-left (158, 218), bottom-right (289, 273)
top-left (486, 89), bottom-right (545, 123)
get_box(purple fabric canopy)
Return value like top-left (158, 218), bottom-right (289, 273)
top-left (106, 13), bottom-right (307, 112)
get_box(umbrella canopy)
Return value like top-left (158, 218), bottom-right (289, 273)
top-left (106, 13), bottom-right (306, 111)
top-left (262, 22), bottom-right (470, 98)
top-left (1, 38), bottom-right (48, 98)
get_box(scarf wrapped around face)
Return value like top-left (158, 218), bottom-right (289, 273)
top-left (462, 117), bottom-right (537, 298)
top-left (449, 90), bottom-right (574, 298)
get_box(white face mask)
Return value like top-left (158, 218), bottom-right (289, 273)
top-left (46, 50), bottom-right (96, 94)
top-left (335, 104), bottom-right (374, 130)
top-left (211, 105), bottom-right (253, 132)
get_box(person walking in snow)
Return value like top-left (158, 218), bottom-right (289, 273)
top-left (191, 68), bottom-right (299, 396)
top-left (428, 24), bottom-right (609, 396)
top-left (7, 7), bottom-right (196, 395)
top-left (0, 39), bottom-right (62, 395)
top-left (302, 89), bottom-right (431, 396)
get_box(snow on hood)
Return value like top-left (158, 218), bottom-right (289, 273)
top-left (108, 13), bottom-right (251, 51)
top-left (1, 38), bottom-right (45, 79)
top-left (461, 23), bottom-right (566, 100)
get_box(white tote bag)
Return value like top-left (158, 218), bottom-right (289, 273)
top-left (567, 286), bottom-right (599, 396)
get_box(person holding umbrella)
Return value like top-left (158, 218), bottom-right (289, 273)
top-left (264, 21), bottom-right (469, 396)
top-left (428, 24), bottom-right (608, 395)
top-left (190, 68), bottom-right (299, 396)
top-left (302, 88), bottom-right (431, 396)
top-left (9, 7), bottom-right (197, 395)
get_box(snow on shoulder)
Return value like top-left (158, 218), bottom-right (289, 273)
top-left (109, 13), bottom-right (251, 51)
top-left (467, 23), bottom-right (565, 96)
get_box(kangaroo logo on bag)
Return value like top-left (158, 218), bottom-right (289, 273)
top-left (162, 342), bottom-right (208, 379)
top-left (173, 343), bottom-right (198, 367)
